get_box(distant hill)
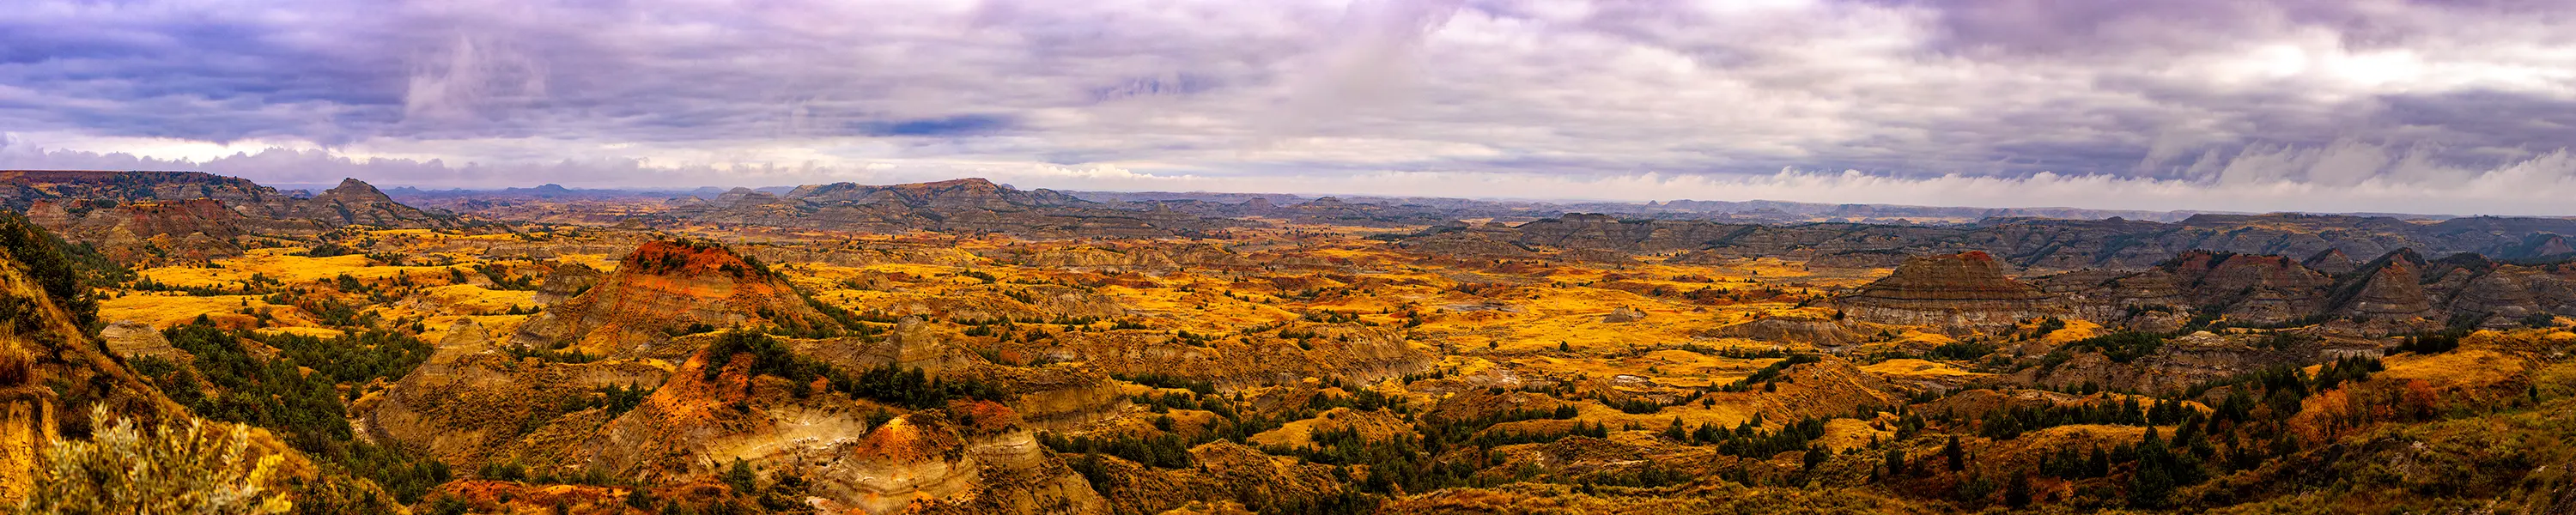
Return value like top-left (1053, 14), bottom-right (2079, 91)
top-left (0, 171), bottom-right (459, 262)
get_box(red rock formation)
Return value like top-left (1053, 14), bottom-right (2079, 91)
top-left (511, 239), bottom-right (836, 356)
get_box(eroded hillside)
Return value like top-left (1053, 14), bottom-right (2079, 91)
top-left (9, 172), bottom-right (2576, 514)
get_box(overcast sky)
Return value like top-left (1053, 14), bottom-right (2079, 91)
top-left (7, 0), bottom-right (2576, 215)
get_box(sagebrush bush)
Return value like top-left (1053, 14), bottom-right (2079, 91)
top-left (19, 405), bottom-right (293, 515)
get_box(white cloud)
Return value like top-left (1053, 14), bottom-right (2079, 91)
top-left (9, 139), bottom-right (2576, 216)
top-left (6, 0), bottom-right (2576, 214)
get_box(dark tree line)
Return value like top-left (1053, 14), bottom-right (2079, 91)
top-left (144, 317), bottom-right (450, 508)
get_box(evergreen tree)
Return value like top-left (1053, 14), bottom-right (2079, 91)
top-left (1882, 447), bottom-right (1906, 480)
top-left (1944, 435), bottom-right (1966, 471)
top-left (2006, 471), bottom-right (2032, 507)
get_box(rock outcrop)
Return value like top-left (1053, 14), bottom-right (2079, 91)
top-left (2326, 249), bottom-right (2439, 320)
top-left (1395, 228), bottom-right (1535, 258)
top-left (2, 171), bottom-right (458, 262)
top-left (1837, 251), bottom-right (2056, 332)
top-left (512, 239), bottom-right (835, 356)
top-left (530, 262), bottom-right (604, 305)
top-left (98, 320), bottom-right (191, 361)
top-left (559, 341), bottom-right (1104, 514)
top-left (2302, 248), bottom-right (2360, 276)
top-left (2014, 330), bottom-right (2357, 393)
top-left (2032, 248), bottom-right (2576, 333)
top-left (1070, 441), bottom-right (1355, 515)
top-left (2162, 251), bottom-right (2337, 324)
top-left (21, 198), bottom-right (248, 263)
top-left (282, 179), bottom-right (455, 228)
top-left (361, 341), bottom-right (671, 470)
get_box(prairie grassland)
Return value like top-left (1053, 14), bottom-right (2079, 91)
top-left (551, 253), bottom-right (622, 272)
top-left (1818, 417), bottom-right (1896, 451)
top-left (2376, 348), bottom-right (2525, 389)
top-left (410, 284), bottom-right (540, 316)
top-left (139, 250), bottom-right (463, 288)
top-left (1859, 359), bottom-right (1984, 379)
top-left (1249, 407), bottom-right (1413, 449)
top-left (415, 314), bottom-right (532, 343)
top-left (99, 293), bottom-right (313, 328)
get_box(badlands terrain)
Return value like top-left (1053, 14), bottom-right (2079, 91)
top-left (4, 169), bottom-right (2576, 514)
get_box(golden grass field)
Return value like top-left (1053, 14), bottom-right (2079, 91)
top-left (92, 227), bottom-right (2245, 456)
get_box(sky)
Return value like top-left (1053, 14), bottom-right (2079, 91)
top-left (7, 0), bottom-right (2576, 215)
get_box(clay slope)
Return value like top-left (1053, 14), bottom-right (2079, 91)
top-left (2043, 249), bottom-right (2576, 332)
top-left (511, 239), bottom-right (837, 356)
top-left (2163, 251), bottom-right (2337, 323)
top-left (2301, 248), bottom-right (2360, 276)
top-left (2036, 250), bottom-right (2358, 328)
top-left (21, 197), bottom-right (248, 263)
top-left (1061, 441), bottom-right (1354, 515)
top-left (565, 335), bottom-right (1103, 514)
top-left (2324, 249), bottom-right (2439, 320)
top-left (2015, 330), bottom-right (2332, 393)
top-left (1397, 227), bottom-right (1538, 258)
top-left (1837, 251), bottom-right (2056, 332)
top-left (361, 318), bottom-right (672, 470)
top-left (283, 178), bottom-right (456, 228)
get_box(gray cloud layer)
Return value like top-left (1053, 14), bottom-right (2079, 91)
top-left (6, 0), bottom-right (2576, 214)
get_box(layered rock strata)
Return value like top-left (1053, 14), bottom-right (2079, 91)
top-left (1837, 251), bottom-right (2057, 332)
top-left (511, 239), bottom-right (835, 356)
